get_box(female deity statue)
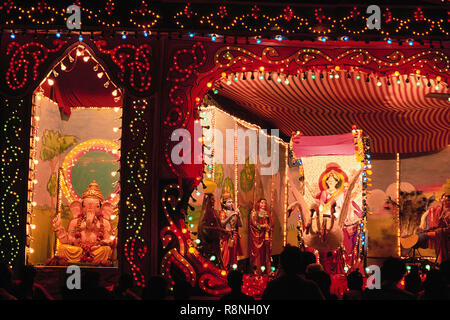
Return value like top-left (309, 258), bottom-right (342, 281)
top-left (288, 165), bottom-right (362, 262)
top-left (249, 198), bottom-right (273, 274)
top-left (219, 192), bottom-right (243, 269)
top-left (312, 172), bottom-right (343, 240)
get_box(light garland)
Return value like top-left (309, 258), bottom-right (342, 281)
top-left (25, 95), bottom-right (40, 263)
top-left (123, 98), bottom-right (150, 286)
top-left (0, 98), bottom-right (24, 264)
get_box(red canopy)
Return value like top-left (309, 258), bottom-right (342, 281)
top-left (217, 71), bottom-right (449, 154)
top-left (41, 55), bottom-right (122, 115)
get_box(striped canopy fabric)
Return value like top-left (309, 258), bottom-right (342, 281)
top-left (216, 71), bottom-right (449, 154)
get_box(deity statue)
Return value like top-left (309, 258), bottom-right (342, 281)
top-left (52, 180), bottom-right (117, 265)
top-left (219, 192), bottom-right (243, 269)
top-left (197, 181), bottom-right (227, 265)
top-left (417, 181), bottom-right (450, 264)
top-left (288, 164), bottom-right (362, 273)
top-left (249, 198), bottom-right (273, 274)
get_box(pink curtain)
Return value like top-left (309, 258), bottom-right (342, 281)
top-left (291, 133), bottom-right (355, 158)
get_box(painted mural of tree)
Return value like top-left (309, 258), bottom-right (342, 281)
top-left (40, 129), bottom-right (77, 214)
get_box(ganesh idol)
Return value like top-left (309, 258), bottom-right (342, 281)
top-left (52, 180), bottom-right (117, 265)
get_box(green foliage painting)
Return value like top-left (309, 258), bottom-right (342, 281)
top-left (240, 157), bottom-right (255, 192)
top-left (214, 163), bottom-right (224, 188)
top-left (46, 172), bottom-right (58, 197)
top-left (40, 129), bottom-right (77, 215)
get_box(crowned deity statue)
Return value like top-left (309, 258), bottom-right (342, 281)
top-left (52, 180), bottom-right (117, 265)
top-left (219, 192), bottom-right (243, 269)
top-left (249, 198), bottom-right (273, 274)
top-left (288, 164), bottom-right (362, 273)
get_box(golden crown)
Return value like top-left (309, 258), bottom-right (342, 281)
top-left (81, 180), bottom-right (104, 201)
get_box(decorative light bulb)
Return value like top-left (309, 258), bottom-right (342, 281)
top-left (47, 79), bottom-right (54, 86)
top-left (112, 89), bottom-right (118, 96)
top-left (83, 56), bottom-right (90, 62)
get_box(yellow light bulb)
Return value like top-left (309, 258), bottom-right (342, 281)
top-left (83, 56), bottom-right (90, 62)
top-left (112, 89), bottom-right (118, 96)
top-left (47, 79), bottom-right (54, 86)
top-left (97, 72), bottom-right (104, 79)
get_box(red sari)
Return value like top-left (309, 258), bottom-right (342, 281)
top-left (249, 209), bottom-right (273, 273)
top-left (425, 205), bottom-right (449, 264)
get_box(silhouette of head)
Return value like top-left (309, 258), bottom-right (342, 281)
top-left (173, 280), bottom-right (192, 300)
top-left (307, 271), bottom-right (331, 296)
top-left (381, 257), bottom-right (406, 283)
top-left (118, 273), bottom-right (134, 290)
top-left (0, 263), bottom-right (13, 288)
top-left (347, 271), bottom-right (363, 291)
top-left (280, 245), bottom-right (303, 276)
top-left (18, 265), bottom-right (37, 285)
top-left (303, 252), bottom-right (317, 270)
top-left (143, 276), bottom-right (168, 300)
top-left (227, 270), bottom-right (244, 291)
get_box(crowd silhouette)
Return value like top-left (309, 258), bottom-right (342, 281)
top-left (1, 246), bottom-right (449, 300)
